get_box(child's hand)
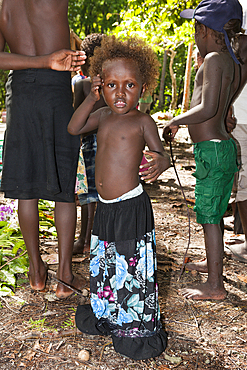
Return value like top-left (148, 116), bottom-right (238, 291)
top-left (139, 151), bottom-right (171, 183)
top-left (226, 115), bottom-right (237, 133)
top-left (225, 106), bottom-right (236, 133)
top-left (163, 121), bottom-right (179, 144)
top-left (91, 75), bottom-right (102, 101)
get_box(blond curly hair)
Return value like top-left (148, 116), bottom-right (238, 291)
top-left (89, 35), bottom-right (160, 94)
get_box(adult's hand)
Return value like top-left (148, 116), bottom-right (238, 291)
top-left (49, 49), bottom-right (86, 72)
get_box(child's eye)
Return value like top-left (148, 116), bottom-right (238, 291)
top-left (127, 83), bottom-right (134, 88)
top-left (108, 83), bottom-right (115, 88)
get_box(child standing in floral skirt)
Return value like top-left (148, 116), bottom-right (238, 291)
top-left (68, 35), bottom-right (170, 360)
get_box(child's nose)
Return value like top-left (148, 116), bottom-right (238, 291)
top-left (116, 88), bottom-right (125, 97)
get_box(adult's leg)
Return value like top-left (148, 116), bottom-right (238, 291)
top-left (18, 199), bottom-right (47, 291)
top-left (73, 202), bottom-right (96, 255)
top-left (55, 201), bottom-right (87, 298)
top-left (180, 223), bottom-right (227, 300)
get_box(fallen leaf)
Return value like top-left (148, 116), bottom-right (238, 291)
top-left (164, 353), bottom-right (182, 364)
top-left (172, 202), bottom-right (184, 208)
top-left (186, 198), bottom-right (195, 204)
top-left (33, 340), bottom-right (40, 351)
top-left (24, 350), bottom-right (36, 361)
top-left (237, 275), bottom-right (247, 284)
top-left (41, 253), bottom-right (58, 264)
top-left (72, 257), bottom-right (88, 263)
top-left (184, 257), bottom-right (192, 264)
top-left (19, 363), bottom-right (27, 368)
top-left (45, 343), bottom-right (53, 354)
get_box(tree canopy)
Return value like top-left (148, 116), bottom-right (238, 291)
top-left (68, 0), bottom-right (128, 37)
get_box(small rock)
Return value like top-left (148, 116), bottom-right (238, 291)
top-left (78, 349), bottom-right (90, 361)
top-left (82, 289), bottom-right (89, 297)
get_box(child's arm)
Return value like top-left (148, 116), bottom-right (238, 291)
top-left (163, 52), bottom-right (224, 141)
top-left (141, 116), bottom-right (170, 182)
top-left (225, 105), bottom-right (236, 133)
top-left (139, 150), bottom-right (170, 183)
top-left (68, 76), bottom-right (102, 136)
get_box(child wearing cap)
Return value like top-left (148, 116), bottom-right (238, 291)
top-left (163, 0), bottom-right (243, 300)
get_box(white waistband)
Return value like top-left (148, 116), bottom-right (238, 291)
top-left (98, 183), bottom-right (143, 203)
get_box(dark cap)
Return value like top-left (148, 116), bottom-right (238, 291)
top-left (180, 0), bottom-right (243, 64)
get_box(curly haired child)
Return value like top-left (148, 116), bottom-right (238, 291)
top-left (73, 34), bottom-right (106, 255)
top-left (68, 35), bottom-right (170, 360)
top-left (164, 0), bottom-right (242, 300)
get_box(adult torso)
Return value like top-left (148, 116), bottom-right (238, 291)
top-left (0, 0), bottom-right (70, 54)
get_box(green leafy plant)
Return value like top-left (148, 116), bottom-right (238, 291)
top-left (0, 213), bottom-right (28, 297)
top-left (38, 200), bottom-right (57, 237)
top-left (0, 200), bottom-right (58, 297)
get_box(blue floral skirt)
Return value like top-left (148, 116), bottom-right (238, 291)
top-left (75, 189), bottom-right (167, 360)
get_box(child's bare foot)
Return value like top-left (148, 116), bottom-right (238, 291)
top-left (185, 258), bottom-right (208, 273)
top-left (225, 241), bottom-right (247, 263)
top-left (28, 261), bottom-right (48, 291)
top-left (179, 282), bottom-right (227, 300)
top-left (73, 239), bottom-right (90, 255)
top-left (73, 238), bottom-right (85, 255)
top-left (55, 273), bottom-right (87, 299)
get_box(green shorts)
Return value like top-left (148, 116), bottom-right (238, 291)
top-left (193, 138), bottom-right (238, 224)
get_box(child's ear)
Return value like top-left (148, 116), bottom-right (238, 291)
top-left (141, 83), bottom-right (147, 97)
top-left (202, 24), bottom-right (208, 39)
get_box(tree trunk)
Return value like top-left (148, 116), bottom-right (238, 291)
top-left (168, 49), bottom-right (177, 111)
top-left (181, 42), bottom-right (194, 113)
top-left (158, 50), bottom-right (167, 109)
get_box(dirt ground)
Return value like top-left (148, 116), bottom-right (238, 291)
top-left (0, 131), bottom-right (247, 370)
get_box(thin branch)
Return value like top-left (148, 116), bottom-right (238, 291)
top-left (0, 250), bottom-right (27, 270)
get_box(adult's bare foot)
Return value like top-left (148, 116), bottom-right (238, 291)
top-left (55, 273), bottom-right (87, 299)
top-left (185, 258), bottom-right (208, 273)
top-left (225, 241), bottom-right (247, 263)
top-left (179, 282), bottom-right (227, 300)
top-left (28, 261), bottom-right (48, 291)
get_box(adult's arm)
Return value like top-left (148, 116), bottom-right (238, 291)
top-left (0, 32), bottom-right (86, 71)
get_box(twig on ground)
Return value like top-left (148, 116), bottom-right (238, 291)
top-left (0, 297), bottom-right (20, 313)
top-left (195, 353), bottom-right (199, 370)
top-left (186, 300), bottom-right (202, 337)
top-left (236, 336), bottom-right (246, 343)
top-left (175, 336), bottom-right (196, 342)
top-left (47, 269), bottom-right (87, 297)
top-left (0, 250), bottom-right (27, 270)
top-left (228, 355), bottom-right (241, 369)
top-left (228, 312), bottom-right (245, 324)
top-left (99, 341), bottom-right (112, 362)
top-left (0, 323), bottom-right (95, 367)
top-left (20, 302), bottom-right (46, 313)
top-left (163, 319), bottom-right (198, 327)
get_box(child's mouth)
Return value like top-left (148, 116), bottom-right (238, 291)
top-left (114, 100), bottom-right (126, 108)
